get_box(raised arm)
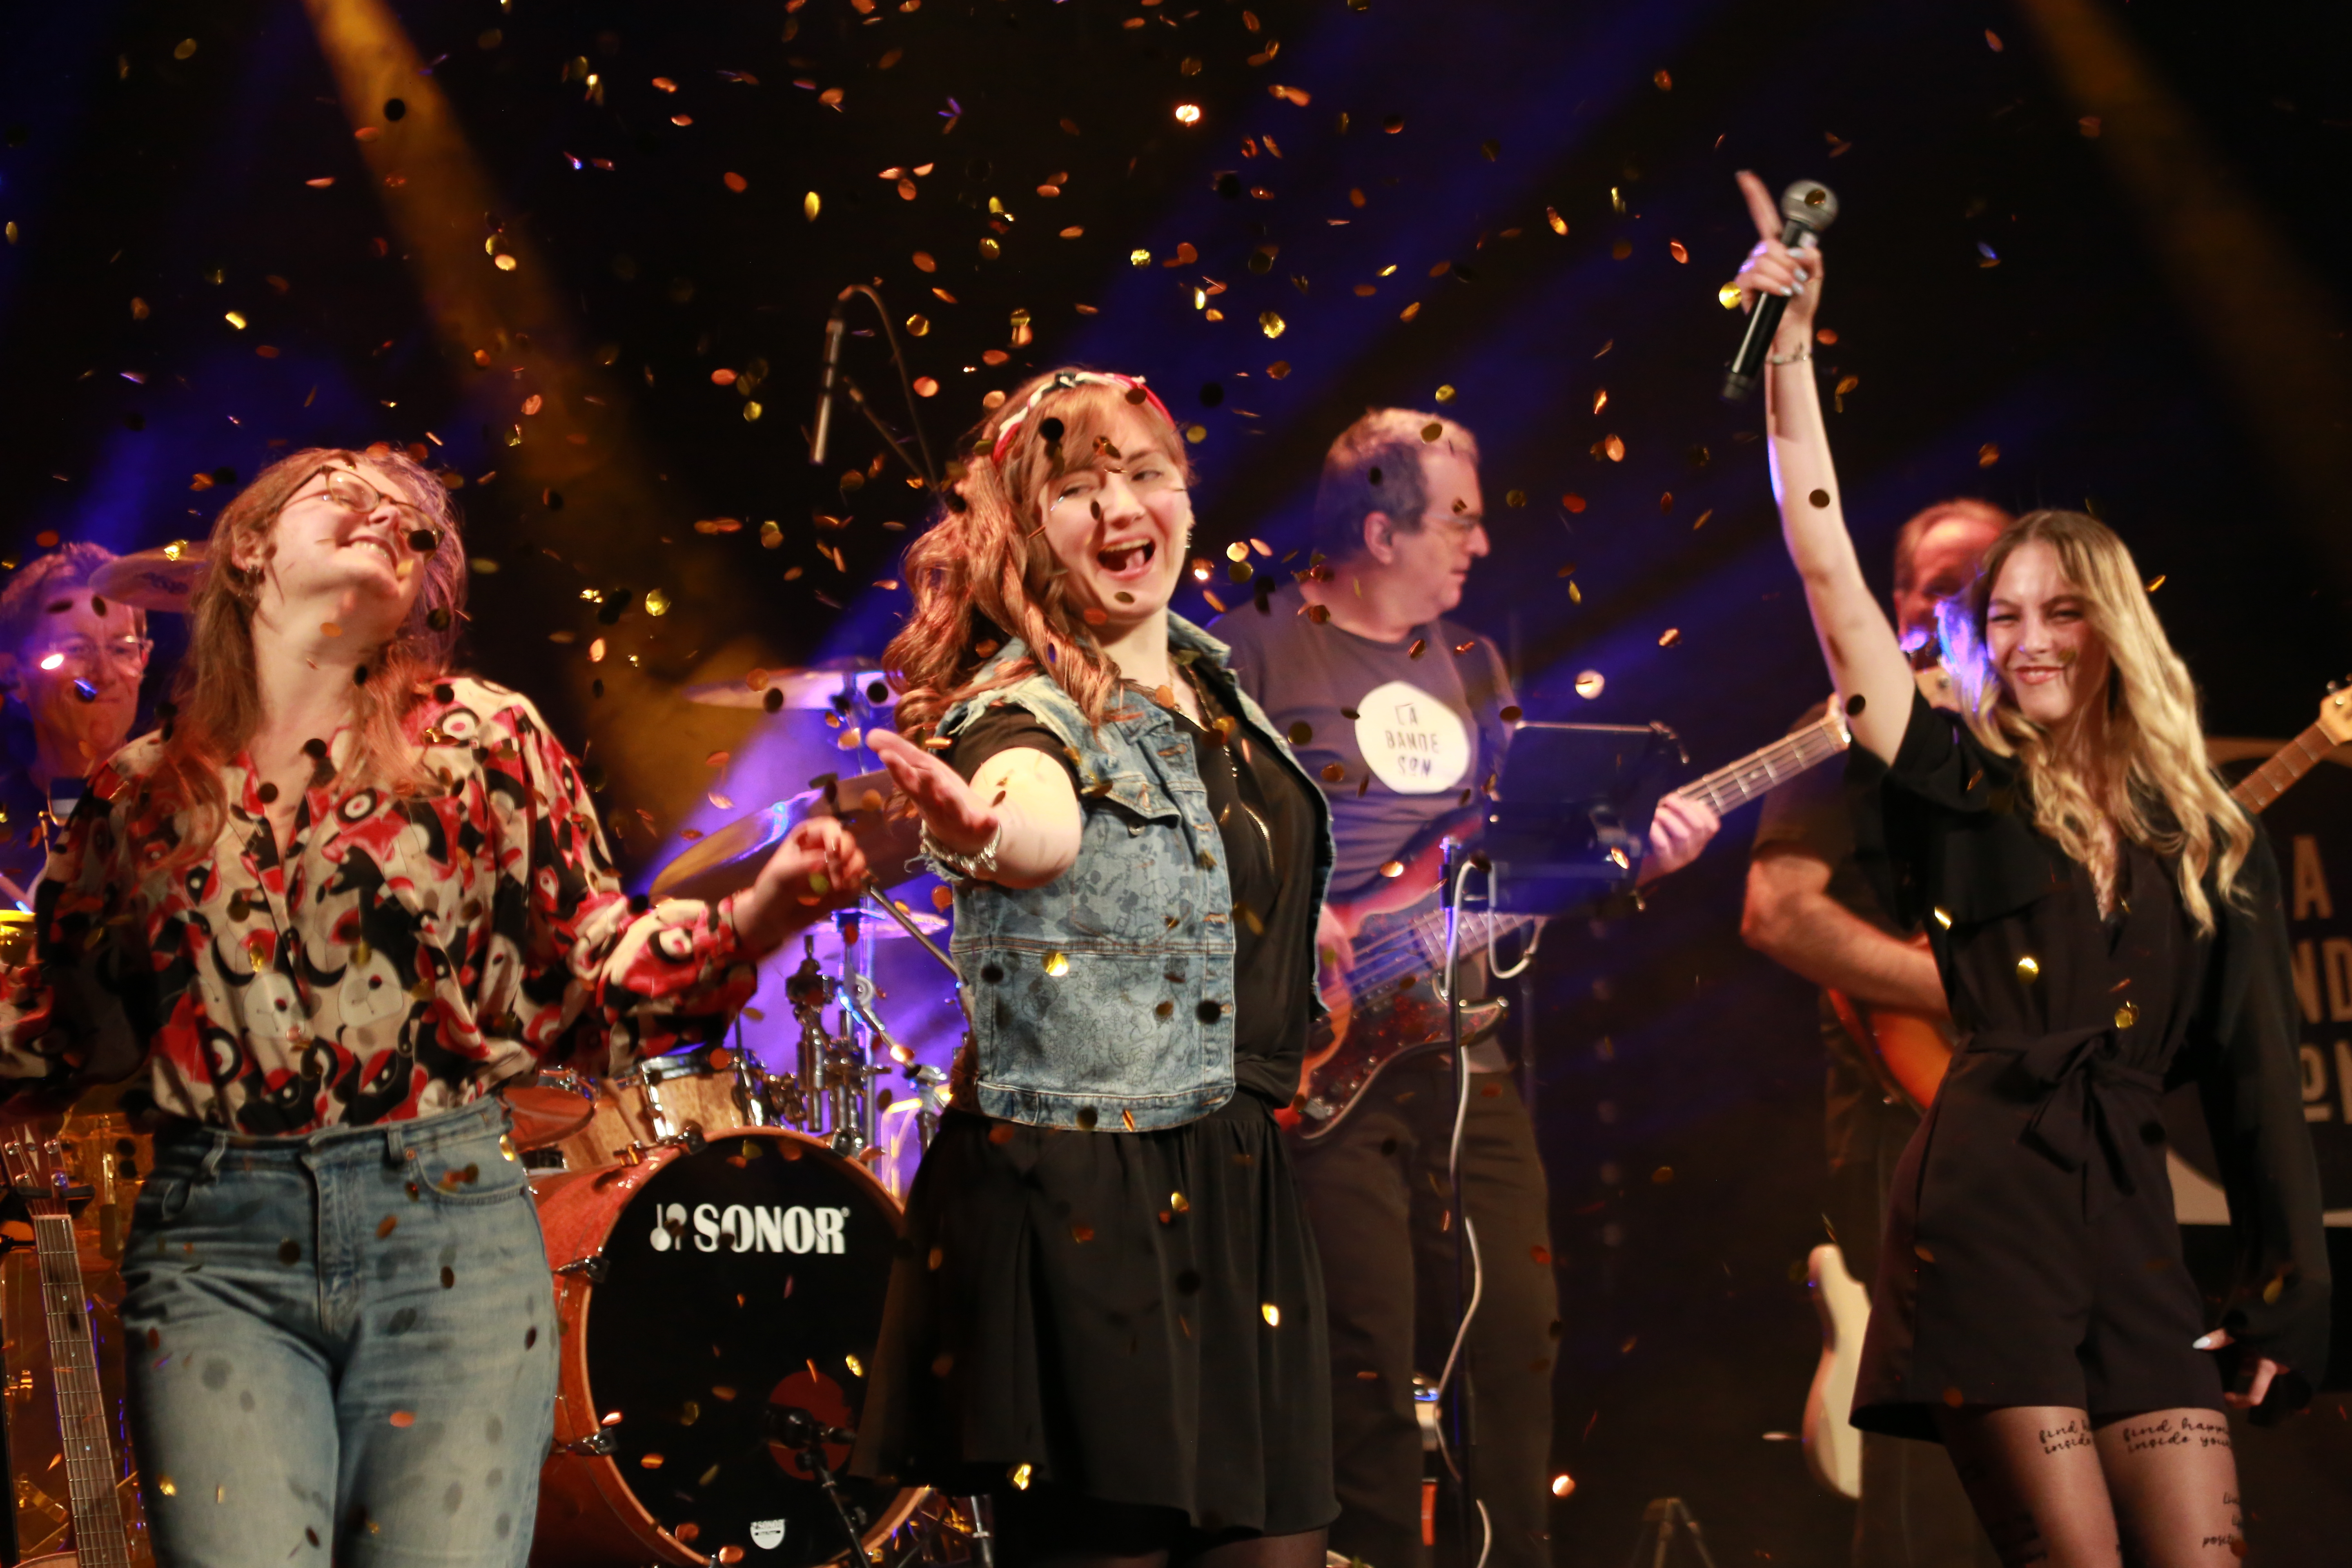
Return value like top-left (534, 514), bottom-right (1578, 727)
top-left (1733, 171), bottom-right (1914, 763)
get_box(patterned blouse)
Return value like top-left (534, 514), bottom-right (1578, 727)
top-left (0, 677), bottom-right (755, 1133)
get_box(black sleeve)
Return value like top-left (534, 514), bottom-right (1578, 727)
top-left (2190, 828), bottom-right (2332, 1414)
top-left (1846, 688), bottom-right (2053, 936)
top-left (946, 708), bottom-right (1081, 789)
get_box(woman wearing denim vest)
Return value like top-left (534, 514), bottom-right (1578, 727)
top-left (0, 446), bottom-right (866, 1567)
top-left (853, 370), bottom-right (1339, 1568)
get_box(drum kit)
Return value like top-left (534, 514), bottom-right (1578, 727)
top-left (0, 637), bottom-right (995, 1568)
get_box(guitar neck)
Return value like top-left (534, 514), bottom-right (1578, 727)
top-left (2230, 719), bottom-right (2336, 814)
top-left (1670, 712), bottom-right (1848, 816)
top-left (29, 1212), bottom-right (136, 1568)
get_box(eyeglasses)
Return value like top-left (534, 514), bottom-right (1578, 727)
top-left (1046, 459), bottom-right (1187, 514)
top-left (287, 465), bottom-right (446, 556)
top-left (36, 635), bottom-right (152, 676)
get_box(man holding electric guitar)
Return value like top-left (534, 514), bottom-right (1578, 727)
top-left (1213, 408), bottom-right (1720, 1568)
top-left (1742, 498), bottom-right (2011, 1568)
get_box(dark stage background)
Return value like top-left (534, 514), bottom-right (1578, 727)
top-left (2, 2), bottom-right (2348, 1563)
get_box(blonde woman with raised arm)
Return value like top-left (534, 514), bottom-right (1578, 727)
top-left (1731, 172), bottom-right (2327, 1567)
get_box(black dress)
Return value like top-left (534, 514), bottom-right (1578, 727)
top-left (1848, 690), bottom-right (2330, 1439)
top-left (852, 672), bottom-right (1336, 1540)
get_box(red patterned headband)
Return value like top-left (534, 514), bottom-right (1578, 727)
top-left (988, 370), bottom-right (1177, 466)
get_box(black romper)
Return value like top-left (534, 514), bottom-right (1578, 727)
top-left (852, 671), bottom-right (1337, 1541)
top-left (1848, 691), bottom-right (2331, 1439)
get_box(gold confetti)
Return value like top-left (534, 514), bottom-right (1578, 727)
top-left (2145, 575), bottom-right (2165, 593)
top-left (1421, 421), bottom-right (1444, 442)
top-left (1552, 1473), bottom-right (1577, 1497)
top-left (1933, 908), bottom-right (1953, 929)
top-left (644, 588), bottom-right (671, 616)
top-left (1657, 628), bottom-right (1682, 648)
top-left (1010, 1463), bottom-right (1034, 1490)
top-left (158, 1476), bottom-right (177, 1497)
top-left (1258, 310), bottom-right (1286, 339)
top-left (1175, 104), bottom-right (1202, 125)
top-left (1434, 384), bottom-right (1456, 404)
top-left (1977, 442), bottom-right (2000, 468)
top-left (1546, 206), bottom-right (1569, 236)
top-left (1575, 670), bottom-right (1606, 699)
top-left (1042, 952), bottom-right (1070, 977)
top-left (2114, 1002), bottom-right (2139, 1030)
top-left (803, 191), bottom-right (821, 220)
top-left (2016, 955), bottom-right (2040, 981)
top-left (1603, 434), bottom-right (1625, 462)
top-left (1379, 860), bottom-right (1405, 879)
top-left (1592, 389), bottom-right (1608, 414)
top-left (1261, 1303), bottom-right (1281, 1326)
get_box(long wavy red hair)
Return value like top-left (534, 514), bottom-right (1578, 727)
top-left (887, 370), bottom-right (1192, 737)
top-left (148, 446), bottom-right (468, 860)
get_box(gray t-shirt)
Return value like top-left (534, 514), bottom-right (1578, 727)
top-left (1212, 581), bottom-right (1513, 901)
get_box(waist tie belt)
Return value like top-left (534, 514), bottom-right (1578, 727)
top-left (1964, 1024), bottom-right (2166, 1220)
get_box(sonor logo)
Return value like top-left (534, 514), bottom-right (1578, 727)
top-left (647, 1203), bottom-right (853, 1255)
top-left (750, 1519), bottom-right (786, 1550)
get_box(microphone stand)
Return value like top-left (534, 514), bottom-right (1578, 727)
top-left (812, 284), bottom-right (940, 488)
top-left (1438, 835), bottom-right (1479, 1560)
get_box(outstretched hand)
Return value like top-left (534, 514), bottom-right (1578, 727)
top-left (1728, 170), bottom-right (1825, 338)
top-left (866, 728), bottom-right (999, 857)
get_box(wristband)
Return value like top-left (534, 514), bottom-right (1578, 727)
top-left (922, 822), bottom-right (1003, 882)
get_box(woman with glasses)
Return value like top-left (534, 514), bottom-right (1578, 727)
top-left (0, 542), bottom-right (153, 902)
top-left (0, 445), bottom-right (869, 1567)
top-left (853, 371), bottom-right (1338, 1568)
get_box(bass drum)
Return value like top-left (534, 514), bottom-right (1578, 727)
top-left (531, 1129), bottom-right (921, 1567)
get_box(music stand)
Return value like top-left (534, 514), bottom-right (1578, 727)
top-left (1480, 721), bottom-right (1684, 916)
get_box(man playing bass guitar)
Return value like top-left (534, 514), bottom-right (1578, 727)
top-left (1214, 408), bottom-right (1717, 1568)
top-left (1741, 497), bottom-right (2009, 1568)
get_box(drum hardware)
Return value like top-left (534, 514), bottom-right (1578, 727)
top-left (551, 1432), bottom-right (616, 1459)
top-left (771, 1406), bottom-right (871, 1561)
top-left (552, 1254), bottom-right (609, 1283)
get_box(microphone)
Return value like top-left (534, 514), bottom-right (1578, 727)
top-left (1721, 179), bottom-right (1840, 402)
top-left (808, 305), bottom-right (849, 465)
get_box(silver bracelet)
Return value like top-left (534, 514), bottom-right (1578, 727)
top-left (922, 822), bottom-right (1003, 882)
top-left (1767, 344), bottom-right (1813, 366)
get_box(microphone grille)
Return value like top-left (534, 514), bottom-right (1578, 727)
top-left (1780, 180), bottom-right (1840, 233)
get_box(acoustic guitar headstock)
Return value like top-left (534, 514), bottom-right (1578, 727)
top-left (0, 1132), bottom-right (78, 1219)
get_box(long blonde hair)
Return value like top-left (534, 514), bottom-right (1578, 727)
top-left (1939, 510), bottom-right (2250, 931)
top-left (888, 370), bottom-right (1193, 737)
top-left (150, 446), bottom-right (468, 861)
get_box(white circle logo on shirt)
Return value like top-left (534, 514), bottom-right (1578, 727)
top-left (1352, 679), bottom-right (1470, 795)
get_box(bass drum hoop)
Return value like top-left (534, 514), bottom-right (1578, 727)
top-left (531, 1127), bottom-right (922, 1567)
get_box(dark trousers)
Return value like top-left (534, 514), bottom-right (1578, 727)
top-left (1288, 1063), bottom-right (1557, 1568)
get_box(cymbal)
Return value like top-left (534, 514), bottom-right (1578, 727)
top-left (683, 665), bottom-right (895, 712)
top-left (89, 541), bottom-right (208, 613)
top-left (649, 768), bottom-right (925, 902)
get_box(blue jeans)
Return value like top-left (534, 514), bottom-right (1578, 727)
top-left (120, 1098), bottom-right (557, 1566)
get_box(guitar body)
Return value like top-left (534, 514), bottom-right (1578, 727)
top-left (1800, 1243), bottom-right (1869, 1501)
top-left (1292, 833), bottom-right (1513, 1140)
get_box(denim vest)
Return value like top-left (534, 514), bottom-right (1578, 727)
top-left (935, 615), bottom-right (1334, 1131)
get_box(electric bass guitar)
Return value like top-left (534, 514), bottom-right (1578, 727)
top-left (1291, 707), bottom-right (1854, 1138)
top-left (2, 1131), bottom-right (150, 1567)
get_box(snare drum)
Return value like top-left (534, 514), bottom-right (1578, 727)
top-left (530, 1127), bottom-right (920, 1566)
top-left (556, 1046), bottom-right (780, 1171)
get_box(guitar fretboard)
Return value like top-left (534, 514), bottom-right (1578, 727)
top-left (29, 1210), bottom-right (136, 1568)
top-left (2230, 719), bottom-right (2339, 813)
top-left (1670, 712), bottom-right (1849, 817)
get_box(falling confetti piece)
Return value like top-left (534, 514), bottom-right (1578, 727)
top-left (2079, 116), bottom-right (2102, 138)
top-left (1575, 671), bottom-right (1606, 699)
top-left (1985, 29), bottom-right (2004, 51)
top-left (722, 171), bottom-right (748, 192)
top-left (1977, 443), bottom-right (2000, 467)
top-left (1603, 434), bottom-right (1625, 462)
top-left (1042, 952), bottom-right (1070, 977)
top-left (1668, 240), bottom-right (1688, 263)
top-left (389, 1410), bottom-right (416, 1428)
top-left (1546, 206), bottom-right (1569, 236)
top-left (1175, 104), bottom-right (1202, 125)
top-left (1552, 1474), bottom-right (1577, 1497)
top-left (2145, 575), bottom-right (2165, 593)
top-left (1258, 311), bottom-right (1286, 339)
top-left (803, 191), bottom-right (821, 220)
top-left (1562, 493), bottom-right (1586, 512)
top-left (1010, 1463), bottom-right (1033, 1490)
top-left (1379, 860), bottom-right (1405, 879)
top-left (1658, 628), bottom-right (1682, 648)
top-left (1262, 1303), bottom-right (1282, 1326)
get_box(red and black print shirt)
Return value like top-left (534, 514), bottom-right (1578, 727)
top-left (0, 677), bottom-right (754, 1133)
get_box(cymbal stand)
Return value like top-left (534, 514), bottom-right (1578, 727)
top-left (824, 909), bottom-right (881, 1156)
top-left (782, 938), bottom-right (833, 1136)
